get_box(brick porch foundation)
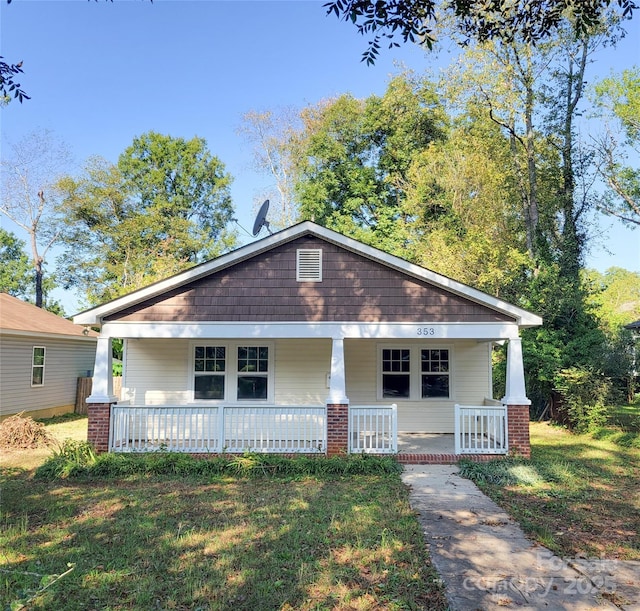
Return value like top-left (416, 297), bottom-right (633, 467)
top-left (507, 404), bottom-right (531, 458)
top-left (87, 402), bottom-right (113, 453)
top-left (326, 403), bottom-right (349, 456)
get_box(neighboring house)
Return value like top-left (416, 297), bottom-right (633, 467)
top-left (74, 222), bottom-right (542, 460)
top-left (0, 293), bottom-right (98, 420)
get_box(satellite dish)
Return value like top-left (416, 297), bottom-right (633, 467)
top-left (252, 199), bottom-right (272, 236)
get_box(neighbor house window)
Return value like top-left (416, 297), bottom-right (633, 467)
top-left (192, 343), bottom-right (272, 402)
top-left (31, 346), bottom-right (45, 386)
top-left (379, 345), bottom-right (451, 400)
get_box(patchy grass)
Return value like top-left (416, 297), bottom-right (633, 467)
top-left (459, 422), bottom-right (640, 560)
top-left (607, 397), bottom-right (640, 432)
top-left (0, 417), bottom-right (447, 610)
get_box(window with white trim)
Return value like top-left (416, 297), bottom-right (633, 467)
top-left (192, 343), bottom-right (272, 402)
top-left (379, 346), bottom-right (451, 400)
top-left (31, 346), bottom-right (46, 386)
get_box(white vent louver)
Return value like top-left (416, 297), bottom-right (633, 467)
top-left (297, 249), bottom-right (322, 282)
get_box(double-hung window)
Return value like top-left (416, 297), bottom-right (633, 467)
top-left (192, 343), bottom-right (272, 402)
top-left (31, 346), bottom-right (46, 386)
top-left (380, 346), bottom-right (451, 400)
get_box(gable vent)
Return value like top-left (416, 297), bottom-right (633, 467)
top-left (297, 249), bottom-right (322, 282)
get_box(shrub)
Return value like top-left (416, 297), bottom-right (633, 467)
top-left (553, 367), bottom-right (610, 433)
top-left (35, 439), bottom-right (97, 479)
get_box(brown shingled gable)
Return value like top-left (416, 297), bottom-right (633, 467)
top-left (0, 293), bottom-right (98, 337)
top-left (105, 236), bottom-right (514, 324)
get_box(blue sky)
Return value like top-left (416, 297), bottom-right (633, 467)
top-left (1, 0), bottom-right (639, 312)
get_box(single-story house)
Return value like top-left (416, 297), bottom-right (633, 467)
top-left (0, 293), bottom-right (98, 420)
top-left (73, 222), bottom-right (542, 461)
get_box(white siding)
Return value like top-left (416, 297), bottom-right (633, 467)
top-left (123, 338), bottom-right (332, 406)
top-left (345, 339), bottom-right (492, 433)
top-left (0, 335), bottom-right (96, 417)
top-left (274, 339), bottom-right (331, 405)
top-left (122, 339), bottom-right (190, 405)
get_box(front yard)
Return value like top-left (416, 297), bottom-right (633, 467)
top-left (1, 411), bottom-right (638, 609)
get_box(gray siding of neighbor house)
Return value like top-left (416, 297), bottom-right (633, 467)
top-left (105, 236), bottom-right (514, 324)
top-left (0, 335), bottom-right (96, 417)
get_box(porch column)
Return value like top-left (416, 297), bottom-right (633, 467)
top-left (501, 337), bottom-right (531, 458)
top-left (86, 336), bottom-right (118, 453)
top-left (326, 338), bottom-right (349, 456)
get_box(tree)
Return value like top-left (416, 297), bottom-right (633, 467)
top-left (0, 228), bottom-right (32, 298)
top-left (293, 75), bottom-right (446, 256)
top-left (591, 67), bottom-right (640, 225)
top-left (238, 108), bottom-right (301, 230)
top-left (0, 128), bottom-right (71, 307)
top-left (325, 0), bottom-right (636, 64)
top-left (57, 132), bottom-right (236, 304)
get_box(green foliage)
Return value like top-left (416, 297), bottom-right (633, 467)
top-left (294, 75), bottom-right (446, 257)
top-left (56, 132), bottom-right (237, 304)
top-left (0, 228), bottom-right (32, 299)
top-left (35, 449), bottom-right (402, 480)
top-left (35, 439), bottom-right (97, 479)
top-left (554, 367), bottom-right (610, 432)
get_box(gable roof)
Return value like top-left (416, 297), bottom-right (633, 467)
top-left (0, 293), bottom-right (98, 339)
top-left (73, 221), bottom-right (543, 328)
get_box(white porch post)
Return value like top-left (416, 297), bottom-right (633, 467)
top-left (87, 335), bottom-right (118, 404)
top-left (501, 337), bottom-right (531, 406)
top-left (326, 337), bottom-right (349, 405)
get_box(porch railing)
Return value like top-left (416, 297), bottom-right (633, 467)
top-left (110, 405), bottom-right (326, 454)
top-left (454, 404), bottom-right (508, 454)
top-left (349, 404), bottom-right (398, 454)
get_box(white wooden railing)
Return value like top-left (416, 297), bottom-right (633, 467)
top-left (110, 405), bottom-right (326, 454)
top-left (349, 404), bottom-right (398, 454)
top-left (454, 404), bottom-right (508, 454)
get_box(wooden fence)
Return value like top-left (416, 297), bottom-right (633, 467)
top-left (75, 377), bottom-right (122, 414)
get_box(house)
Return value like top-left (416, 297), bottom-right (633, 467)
top-left (0, 293), bottom-right (98, 420)
top-left (73, 222), bottom-right (542, 460)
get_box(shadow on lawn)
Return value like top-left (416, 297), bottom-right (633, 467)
top-left (1, 472), bottom-right (446, 610)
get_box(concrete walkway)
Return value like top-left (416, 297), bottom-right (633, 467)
top-left (401, 465), bottom-right (640, 611)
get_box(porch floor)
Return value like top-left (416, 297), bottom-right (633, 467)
top-left (398, 433), bottom-right (455, 454)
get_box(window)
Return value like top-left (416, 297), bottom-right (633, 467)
top-left (237, 346), bottom-right (269, 400)
top-left (382, 349), bottom-right (410, 398)
top-left (421, 349), bottom-right (450, 398)
top-left (194, 346), bottom-right (226, 400)
top-left (378, 345), bottom-right (451, 400)
top-left (192, 343), bottom-right (272, 402)
top-left (32, 346), bottom-right (45, 386)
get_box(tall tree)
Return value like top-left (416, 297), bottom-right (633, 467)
top-left (0, 128), bottom-right (71, 307)
top-left (57, 132), bottom-right (236, 304)
top-left (591, 67), bottom-right (640, 225)
top-left (238, 108), bottom-right (301, 230)
top-left (293, 75), bottom-right (446, 256)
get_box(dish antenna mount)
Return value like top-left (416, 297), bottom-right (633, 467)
top-left (252, 199), bottom-right (273, 237)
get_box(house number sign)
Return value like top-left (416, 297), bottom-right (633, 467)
top-left (416, 327), bottom-right (437, 336)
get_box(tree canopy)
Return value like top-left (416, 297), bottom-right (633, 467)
top-left (57, 132), bottom-right (236, 304)
top-left (325, 0), bottom-right (636, 63)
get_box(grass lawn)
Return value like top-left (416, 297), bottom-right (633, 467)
top-left (0, 416), bottom-right (447, 611)
top-left (460, 421), bottom-right (640, 561)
